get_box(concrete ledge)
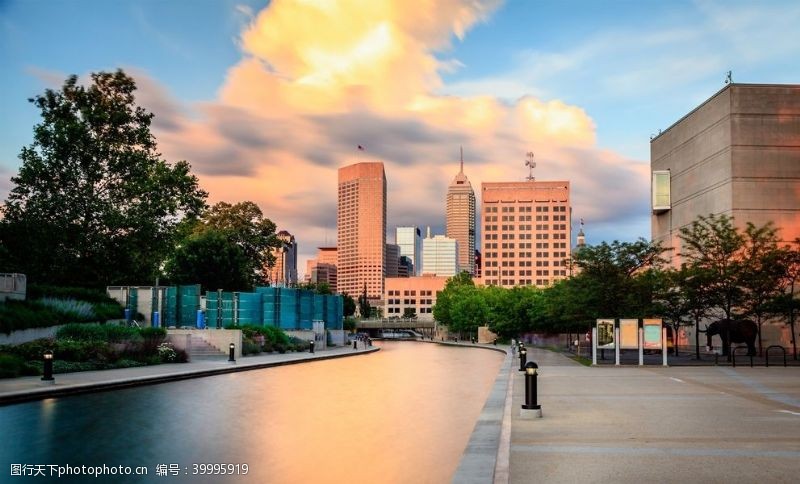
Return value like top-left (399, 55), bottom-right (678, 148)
top-left (452, 347), bottom-right (513, 483)
top-left (0, 347), bottom-right (380, 406)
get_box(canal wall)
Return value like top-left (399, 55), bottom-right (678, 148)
top-left (452, 345), bottom-right (513, 484)
top-left (0, 324), bottom-right (66, 345)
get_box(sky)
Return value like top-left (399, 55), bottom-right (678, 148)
top-left (1, 0), bottom-right (799, 278)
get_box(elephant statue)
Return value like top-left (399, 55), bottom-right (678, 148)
top-left (698, 319), bottom-right (757, 356)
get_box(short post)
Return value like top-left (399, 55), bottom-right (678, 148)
top-left (520, 361), bottom-right (542, 418)
top-left (228, 343), bottom-right (235, 363)
top-left (41, 350), bottom-right (54, 383)
top-left (367, 338), bottom-right (372, 347)
top-left (519, 347), bottom-right (527, 371)
top-left (614, 324), bottom-right (620, 366)
top-left (493, 339), bottom-right (497, 346)
top-left (353, 340), bottom-right (358, 350)
top-left (471, 337), bottom-right (475, 344)
top-left (638, 327), bottom-right (644, 366)
top-left (591, 327), bottom-right (597, 366)
top-left (309, 340), bottom-right (315, 354)
top-left (662, 327), bottom-right (668, 367)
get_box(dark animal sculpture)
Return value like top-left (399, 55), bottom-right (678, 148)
top-left (698, 319), bottom-right (757, 356)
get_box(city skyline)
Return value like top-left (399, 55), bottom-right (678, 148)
top-left (1, 0), bottom-right (799, 277)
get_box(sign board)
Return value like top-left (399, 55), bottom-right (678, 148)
top-left (619, 319), bottom-right (639, 349)
top-left (596, 319), bottom-right (615, 349)
top-left (643, 318), bottom-right (663, 349)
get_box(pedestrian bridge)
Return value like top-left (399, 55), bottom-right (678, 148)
top-left (356, 318), bottom-right (436, 337)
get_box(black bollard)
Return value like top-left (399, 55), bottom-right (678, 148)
top-left (522, 361), bottom-right (541, 410)
top-left (519, 348), bottom-right (527, 371)
top-left (368, 338), bottom-right (372, 347)
top-left (228, 343), bottom-right (235, 363)
top-left (493, 339), bottom-right (497, 346)
top-left (41, 350), bottom-right (54, 382)
top-left (309, 340), bottom-right (315, 354)
top-left (471, 337), bottom-right (475, 344)
top-left (353, 339), bottom-right (358, 350)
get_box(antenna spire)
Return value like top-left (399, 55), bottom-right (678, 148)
top-left (460, 146), bottom-right (464, 173)
top-left (525, 152), bottom-right (536, 181)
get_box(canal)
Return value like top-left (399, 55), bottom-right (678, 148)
top-left (0, 341), bottom-right (504, 483)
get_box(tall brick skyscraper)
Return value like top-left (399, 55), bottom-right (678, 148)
top-left (446, 150), bottom-right (476, 275)
top-left (337, 162), bottom-right (386, 300)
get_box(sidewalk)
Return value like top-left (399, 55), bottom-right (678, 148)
top-left (507, 347), bottom-right (800, 483)
top-left (0, 344), bottom-right (379, 406)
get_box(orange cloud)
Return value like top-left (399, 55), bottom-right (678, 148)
top-left (141, 0), bottom-right (648, 276)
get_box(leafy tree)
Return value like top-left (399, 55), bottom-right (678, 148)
top-left (163, 230), bottom-right (250, 291)
top-left (679, 214), bottom-right (745, 320)
top-left (358, 284), bottom-right (371, 319)
top-left (449, 285), bottom-right (488, 338)
top-left (343, 317), bottom-right (357, 332)
top-left (341, 293), bottom-right (356, 317)
top-left (488, 286), bottom-right (544, 339)
top-left (297, 282), bottom-right (332, 294)
top-left (738, 222), bottom-right (787, 355)
top-left (402, 307), bottom-right (417, 319)
top-left (432, 271), bottom-right (475, 327)
top-left (197, 201), bottom-right (278, 286)
top-left (0, 70), bottom-right (207, 287)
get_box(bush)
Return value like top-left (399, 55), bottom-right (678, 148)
top-left (56, 323), bottom-right (140, 343)
top-left (0, 301), bottom-right (68, 334)
top-left (139, 327), bottom-right (167, 340)
top-left (37, 297), bottom-right (96, 321)
top-left (0, 353), bottom-right (25, 378)
top-left (242, 340), bottom-right (261, 356)
top-left (27, 284), bottom-right (117, 304)
top-left (93, 302), bottom-right (124, 321)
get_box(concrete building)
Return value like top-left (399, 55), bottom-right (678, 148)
top-left (304, 247), bottom-right (338, 293)
top-left (396, 226), bottom-right (422, 275)
top-left (446, 150), bottom-right (476, 275)
top-left (481, 181), bottom-right (571, 288)
top-left (398, 256), bottom-right (412, 278)
top-left (385, 243), bottom-right (400, 278)
top-left (269, 230), bottom-right (298, 287)
top-left (337, 162), bottom-right (387, 301)
top-left (422, 229), bottom-right (458, 277)
top-left (384, 275), bottom-right (448, 321)
top-left (652, 83), bottom-right (800, 262)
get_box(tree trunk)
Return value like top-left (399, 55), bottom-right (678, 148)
top-left (694, 316), bottom-right (701, 360)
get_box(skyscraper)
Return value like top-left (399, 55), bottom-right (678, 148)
top-left (337, 162), bottom-right (387, 301)
top-left (481, 181), bottom-right (571, 288)
top-left (446, 149), bottom-right (476, 275)
top-left (395, 226), bottom-right (422, 275)
top-left (268, 230), bottom-right (297, 287)
top-left (422, 229), bottom-right (459, 277)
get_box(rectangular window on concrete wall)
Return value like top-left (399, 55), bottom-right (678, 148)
top-left (652, 171), bottom-right (671, 213)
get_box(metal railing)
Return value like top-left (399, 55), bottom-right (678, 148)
top-left (731, 345), bottom-right (753, 368)
top-left (766, 345), bottom-right (787, 367)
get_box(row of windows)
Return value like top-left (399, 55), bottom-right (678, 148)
top-left (386, 307), bottom-right (433, 314)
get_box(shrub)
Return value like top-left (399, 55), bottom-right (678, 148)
top-left (274, 343), bottom-right (287, 354)
top-left (139, 327), bottom-right (167, 340)
top-left (0, 353), bottom-right (24, 378)
top-left (0, 301), bottom-right (68, 334)
top-left (27, 284), bottom-right (117, 304)
top-left (37, 297), bottom-right (96, 321)
top-left (157, 342), bottom-right (178, 362)
top-left (242, 339), bottom-right (262, 355)
top-left (56, 323), bottom-right (140, 343)
top-left (92, 302), bottom-right (124, 321)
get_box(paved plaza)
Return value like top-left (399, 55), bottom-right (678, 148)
top-left (507, 347), bottom-right (800, 483)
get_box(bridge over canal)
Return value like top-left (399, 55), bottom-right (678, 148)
top-left (355, 318), bottom-right (437, 337)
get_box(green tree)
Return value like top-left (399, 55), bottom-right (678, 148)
top-left (198, 201), bottom-right (279, 286)
top-left (449, 285), bottom-right (488, 338)
top-left (163, 230), bottom-right (250, 291)
top-left (0, 70), bottom-right (207, 287)
top-left (679, 214), bottom-right (745, 320)
top-left (341, 293), bottom-right (356, 317)
top-left (358, 284), bottom-right (371, 319)
top-left (432, 271), bottom-right (475, 327)
top-left (738, 222), bottom-right (787, 355)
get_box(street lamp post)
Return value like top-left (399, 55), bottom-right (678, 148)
top-left (41, 350), bottom-right (54, 383)
top-left (309, 340), bottom-right (315, 354)
top-left (519, 347), bottom-right (527, 371)
top-left (521, 361), bottom-right (542, 418)
top-left (228, 343), bottom-right (235, 363)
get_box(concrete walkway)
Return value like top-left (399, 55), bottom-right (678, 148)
top-left (0, 344), bottom-right (379, 406)
top-left (507, 347), bottom-right (800, 483)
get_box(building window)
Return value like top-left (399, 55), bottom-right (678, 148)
top-left (652, 170), bottom-right (671, 213)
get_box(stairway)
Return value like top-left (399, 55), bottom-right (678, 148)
top-left (187, 334), bottom-right (227, 360)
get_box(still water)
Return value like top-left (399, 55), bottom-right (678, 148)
top-left (0, 341), bottom-right (503, 484)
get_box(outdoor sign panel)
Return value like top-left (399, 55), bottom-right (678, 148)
top-left (619, 319), bottom-right (639, 349)
top-left (596, 319), bottom-right (615, 349)
top-left (643, 318), bottom-right (663, 349)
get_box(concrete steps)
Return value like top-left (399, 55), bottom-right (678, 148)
top-left (187, 335), bottom-right (227, 360)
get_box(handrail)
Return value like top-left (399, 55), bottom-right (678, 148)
top-left (765, 345), bottom-right (787, 367)
top-left (731, 345), bottom-right (752, 368)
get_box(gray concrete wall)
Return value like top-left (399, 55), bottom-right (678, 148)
top-left (0, 325), bottom-right (65, 345)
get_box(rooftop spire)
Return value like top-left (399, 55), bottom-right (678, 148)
top-left (460, 146), bottom-right (464, 174)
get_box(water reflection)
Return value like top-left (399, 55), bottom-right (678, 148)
top-left (0, 342), bottom-right (503, 483)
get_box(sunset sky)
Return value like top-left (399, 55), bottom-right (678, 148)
top-left (1, 0), bottom-right (799, 277)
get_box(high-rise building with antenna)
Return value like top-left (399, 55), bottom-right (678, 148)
top-left (446, 147), bottom-right (476, 275)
